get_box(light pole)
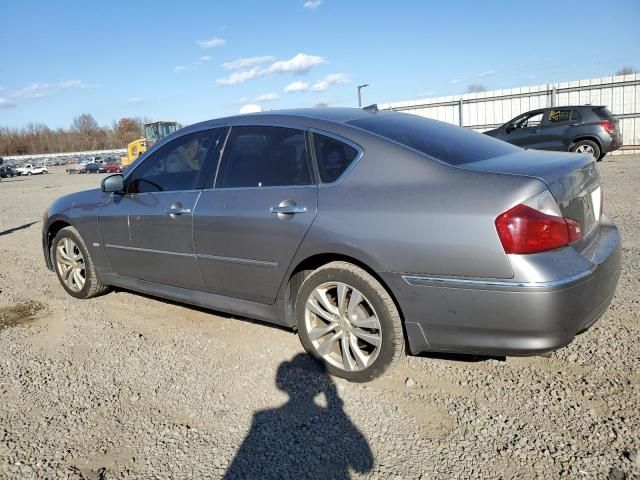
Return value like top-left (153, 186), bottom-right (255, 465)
top-left (357, 84), bottom-right (370, 108)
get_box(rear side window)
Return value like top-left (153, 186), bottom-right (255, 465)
top-left (593, 107), bottom-right (614, 119)
top-left (349, 113), bottom-right (518, 165)
top-left (570, 110), bottom-right (582, 121)
top-left (216, 126), bottom-right (312, 188)
top-left (548, 109), bottom-right (572, 123)
top-left (312, 133), bottom-right (359, 183)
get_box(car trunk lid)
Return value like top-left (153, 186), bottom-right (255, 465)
top-left (459, 149), bottom-right (602, 237)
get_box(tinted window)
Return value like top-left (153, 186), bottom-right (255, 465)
top-left (126, 131), bottom-right (213, 194)
top-left (313, 133), bottom-right (359, 183)
top-left (350, 113), bottom-right (518, 165)
top-left (513, 111), bottom-right (543, 128)
top-left (570, 110), bottom-right (582, 121)
top-left (216, 126), bottom-right (312, 188)
top-left (548, 109), bottom-right (572, 123)
top-left (594, 106), bottom-right (614, 119)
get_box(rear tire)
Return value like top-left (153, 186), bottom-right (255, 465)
top-left (295, 261), bottom-right (404, 382)
top-left (597, 152), bottom-right (607, 162)
top-left (571, 140), bottom-right (600, 160)
top-left (51, 226), bottom-right (110, 299)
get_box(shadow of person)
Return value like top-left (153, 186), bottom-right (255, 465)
top-left (224, 354), bottom-right (374, 480)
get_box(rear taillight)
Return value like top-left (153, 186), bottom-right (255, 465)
top-left (598, 120), bottom-right (614, 134)
top-left (495, 191), bottom-right (583, 254)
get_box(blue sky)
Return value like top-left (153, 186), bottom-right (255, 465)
top-left (1, 0), bottom-right (639, 129)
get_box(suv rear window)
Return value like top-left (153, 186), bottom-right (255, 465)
top-left (349, 113), bottom-right (518, 165)
top-left (593, 106), bottom-right (614, 119)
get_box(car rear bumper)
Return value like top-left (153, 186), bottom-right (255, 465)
top-left (383, 215), bottom-right (621, 356)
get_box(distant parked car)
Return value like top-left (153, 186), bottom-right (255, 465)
top-left (66, 164), bottom-right (86, 174)
top-left (484, 105), bottom-right (622, 161)
top-left (85, 163), bottom-right (105, 174)
top-left (43, 108), bottom-right (620, 382)
top-left (0, 165), bottom-right (16, 178)
top-left (15, 163), bottom-right (48, 176)
top-left (105, 163), bottom-right (124, 173)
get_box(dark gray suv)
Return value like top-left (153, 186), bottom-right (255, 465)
top-left (43, 109), bottom-right (621, 382)
top-left (484, 105), bottom-right (622, 161)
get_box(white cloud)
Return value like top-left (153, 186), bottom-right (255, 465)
top-left (449, 78), bottom-right (460, 84)
top-left (239, 104), bottom-right (263, 114)
top-left (264, 53), bottom-right (325, 75)
top-left (254, 92), bottom-right (279, 102)
top-left (174, 65), bottom-right (188, 72)
top-left (284, 73), bottom-right (349, 93)
top-left (199, 55), bottom-right (212, 62)
top-left (58, 79), bottom-right (100, 89)
top-left (197, 37), bottom-right (225, 48)
top-left (14, 82), bottom-right (51, 99)
top-left (477, 70), bottom-right (494, 78)
top-left (0, 98), bottom-right (16, 109)
top-left (284, 81), bottom-right (310, 93)
top-left (217, 67), bottom-right (261, 86)
top-left (127, 97), bottom-right (144, 104)
top-left (222, 56), bottom-right (275, 70)
top-left (304, 0), bottom-right (322, 8)
top-left (310, 73), bottom-right (349, 91)
top-left (217, 53), bottom-right (325, 86)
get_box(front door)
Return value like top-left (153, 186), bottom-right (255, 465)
top-left (193, 125), bottom-right (318, 304)
top-left (503, 110), bottom-right (545, 148)
top-left (99, 129), bottom-right (220, 290)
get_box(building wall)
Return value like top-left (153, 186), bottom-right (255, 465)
top-left (379, 74), bottom-right (640, 152)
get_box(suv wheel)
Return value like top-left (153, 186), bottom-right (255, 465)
top-left (51, 226), bottom-right (110, 299)
top-left (295, 261), bottom-right (404, 382)
top-left (571, 140), bottom-right (600, 160)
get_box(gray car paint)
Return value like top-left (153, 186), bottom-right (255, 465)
top-left (43, 108), bottom-right (621, 357)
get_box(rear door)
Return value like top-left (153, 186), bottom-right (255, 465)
top-left (503, 110), bottom-right (545, 148)
top-left (99, 129), bottom-right (221, 290)
top-left (193, 125), bottom-right (317, 304)
top-left (541, 108), bottom-right (579, 151)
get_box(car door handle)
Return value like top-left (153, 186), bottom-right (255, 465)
top-left (270, 205), bottom-right (307, 214)
top-left (529, 129), bottom-right (539, 133)
top-left (165, 208), bottom-right (191, 215)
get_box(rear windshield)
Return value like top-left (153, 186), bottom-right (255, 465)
top-left (349, 113), bottom-right (519, 165)
top-left (593, 106), bottom-right (614, 119)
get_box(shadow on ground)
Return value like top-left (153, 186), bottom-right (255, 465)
top-left (0, 221), bottom-right (39, 237)
top-left (224, 353), bottom-right (373, 479)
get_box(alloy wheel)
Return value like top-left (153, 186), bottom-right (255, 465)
top-left (55, 237), bottom-right (86, 292)
top-left (576, 144), bottom-right (595, 156)
top-left (304, 281), bottom-right (382, 372)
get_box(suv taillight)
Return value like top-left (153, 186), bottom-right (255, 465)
top-left (598, 120), bottom-right (614, 134)
top-left (495, 191), bottom-right (583, 254)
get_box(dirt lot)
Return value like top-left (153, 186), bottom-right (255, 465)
top-left (0, 160), bottom-right (639, 479)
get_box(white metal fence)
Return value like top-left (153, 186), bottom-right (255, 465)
top-left (379, 74), bottom-right (640, 153)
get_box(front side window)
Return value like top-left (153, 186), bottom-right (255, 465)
top-left (126, 131), bottom-right (213, 193)
top-left (548, 109), bottom-right (572, 123)
top-left (216, 126), bottom-right (312, 188)
top-left (513, 111), bottom-right (544, 129)
top-left (313, 133), bottom-right (359, 183)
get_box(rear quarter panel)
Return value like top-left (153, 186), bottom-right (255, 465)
top-left (291, 131), bottom-right (547, 281)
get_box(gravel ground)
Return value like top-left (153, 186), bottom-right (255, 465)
top-left (0, 159), bottom-right (638, 480)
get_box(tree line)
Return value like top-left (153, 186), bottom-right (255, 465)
top-left (0, 114), bottom-right (148, 156)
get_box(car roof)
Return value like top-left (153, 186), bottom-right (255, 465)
top-left (182, 107), bottom-right (401, 133)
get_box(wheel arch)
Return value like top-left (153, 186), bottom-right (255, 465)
top-left (570, 136), bottom-right (602, 151)
top-left (44, 217), bottom-right (73, 269)
top-left (281, 252), bottom-right (406, 337)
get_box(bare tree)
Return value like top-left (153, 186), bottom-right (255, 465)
top-left (115, 117), bottom-right (143, 147)
top-left (615, 66), bottom-right (637, 76)
top-left (467, 84), bottom-right (488, 93)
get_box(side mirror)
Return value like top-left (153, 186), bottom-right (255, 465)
top-left (505, 124), bottom-right (515, 133)
top-left (101, 174), bottom-right (124, 193)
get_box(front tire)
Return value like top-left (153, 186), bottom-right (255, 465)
top-left (295, 261), bottom-right (404, 382)
top-left (571, 140), bottom-right (600, 160)
top-left (51, 226), bottom-right (109, 299)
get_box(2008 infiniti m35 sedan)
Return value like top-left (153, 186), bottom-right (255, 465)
top-left (43, 108), bottom-right (621, 382)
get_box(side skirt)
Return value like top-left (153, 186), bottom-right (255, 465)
top-left (101, 273), bottom-right (294, 328)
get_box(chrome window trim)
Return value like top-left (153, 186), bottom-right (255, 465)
top-left (105, 244), bottom-right (195, 258)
